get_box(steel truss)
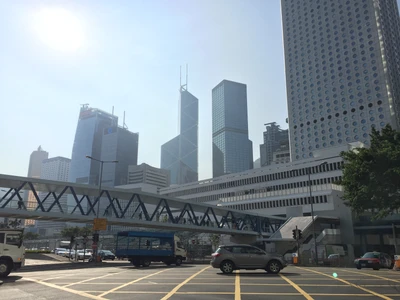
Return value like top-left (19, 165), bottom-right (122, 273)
top-left (0, 175), bottom-right (286, 235)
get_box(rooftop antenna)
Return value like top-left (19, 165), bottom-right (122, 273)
top-left (80, 103), bottom-right (89, 109)
top-left (112, 106), bottom-right (114, 116)
top-left (123, 111), bottom-right (128, 129)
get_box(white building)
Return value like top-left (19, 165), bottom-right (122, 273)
top-left (36, 156), bottom-right (70, 236)
top-left (282, 0), bottom-right (400, 161)
top-left (128, 163), bottom-right (170, 189)
top-left (160, 145), bottom-right (364, 214)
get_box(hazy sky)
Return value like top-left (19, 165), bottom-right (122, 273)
top-left (0, 0), bottom-right (289, 180)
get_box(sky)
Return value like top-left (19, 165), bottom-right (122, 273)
top-left (0, 0), bottom-right (289, 181)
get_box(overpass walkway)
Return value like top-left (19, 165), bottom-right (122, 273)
top-left (0, 174), bottom-right (286, 236)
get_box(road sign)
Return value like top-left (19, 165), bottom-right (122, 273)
top-left (93, 218), bottom-right (107, 231)
top-left (92, 242), bottom-right (97, 249)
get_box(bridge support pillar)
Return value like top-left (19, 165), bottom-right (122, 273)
top-left (229, 235), bottom-right (257, 244)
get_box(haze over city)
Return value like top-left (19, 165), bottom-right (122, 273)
top-left (0, 0), bottom-right (291, 180)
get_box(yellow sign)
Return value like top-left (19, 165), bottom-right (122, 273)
top-left (93, 218), bottom-right (107, 231)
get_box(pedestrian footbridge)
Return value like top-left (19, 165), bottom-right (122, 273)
top-left (0, 174), bottom-right (286, 236)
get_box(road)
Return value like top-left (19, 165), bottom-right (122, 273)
top-left (2, 262), bottom-right (400, 300)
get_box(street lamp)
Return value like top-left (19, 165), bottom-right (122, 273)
top-left (308, 161), bottom-right (328, 265)
top-left (85, 155), bottom-right (118, 262)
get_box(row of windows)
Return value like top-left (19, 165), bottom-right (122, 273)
top-left (226, 195), bottom-right (329, 211)
top-left (192, 176), bottom-right (342, 204)
top-left (164, 161), bottom-right (343, 198)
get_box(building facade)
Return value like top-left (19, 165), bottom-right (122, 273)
top-left (260, 122), bottom-right (290, 167)
top-left (128, 163), bottom-right (170, 188)
top-left (36, 156), bottom-right (71, 236)
top-left (212, 80), bottom-right (253, 178)
top-left (24, 146), bottom-right (49, 225)
top-left (68, 105), bottom-right (118, 212)
top-left (282, 0), bottom-right (400, 161)
top-left (161, 88), bottom-right (198, 185)
top-left (100, 126), bottom-right (139, 187)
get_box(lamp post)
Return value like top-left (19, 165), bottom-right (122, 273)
top-left (85, 155), bottom-right (118, 262)
top-left (308, 161), bottom-right (328, 265)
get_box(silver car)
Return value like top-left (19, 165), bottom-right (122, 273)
top-left (211, 244), bottom-right (287, 274)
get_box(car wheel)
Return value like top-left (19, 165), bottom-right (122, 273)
top-left (266, 260), bottom-right (282, 274)
top-left (220, 260), bottom-right (234, 274)
top-left (373, 267), bottom-right (380, 270)
top-left (175, 257), bottom-right (182, 266)
top-left (356, 265), bottom-right (361, 269)
top-left (0, 260), bottom-right (12, 278)
top-left (142, 259), bottom-right (151, 267)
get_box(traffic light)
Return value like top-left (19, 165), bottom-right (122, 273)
top-left (92, 233), bottom-right (99, 243)
top-left (298, 229), bottom-right (303, 240)
top-left (292, 229), bottom-right (297, 240)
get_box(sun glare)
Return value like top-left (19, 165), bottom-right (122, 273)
top-left (33, 7), bottom-right (84, 52)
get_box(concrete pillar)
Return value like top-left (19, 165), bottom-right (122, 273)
top-left (347, 244), bottom-right (355, 262)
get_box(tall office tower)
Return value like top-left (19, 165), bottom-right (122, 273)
top-left (127, 163), bottom-right (171, 188)
top-left (282, 0), bottom-right (400, 161)
top-left (259, 122), bottom-right (289, 167)
top-left (68, 105), bottom-right (118, 212)
top-left (24, 146), bottom-right (49, 226)
top-left (100, 125), bottom-right (139, 187)
top-left (36, 156), bottom-right (70, 236)
top-left (161, 68), bottom-right (198, 185)
top-left (212, 80), bottom-right (253, 178)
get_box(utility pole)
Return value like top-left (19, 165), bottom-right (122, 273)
top-left (296, 225), bottom-right (301, 265)
top-left (393, 223), bottom-right (398, 254)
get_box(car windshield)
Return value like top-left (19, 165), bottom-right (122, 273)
top-left (362, 252), bottom-right (380, 258)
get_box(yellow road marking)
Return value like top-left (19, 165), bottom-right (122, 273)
top-left (333, 268), bottom-right (400, 284)
top-left (309, 294), bottom-right (373, 297)
top-left (23, 278), bottom-right (105, 300)
top-left (63, 270), bottom-right (127, 288)
top-left (296, 267), bottom-right (393, 300)
top-left (235, 270), bottom-right (241, 300)
top-left (98, 268), bottom-right (169, 297)
top-left (160, 266), bottom-right (211, 300)
top-left (279, 273), bottom-right (314, 300)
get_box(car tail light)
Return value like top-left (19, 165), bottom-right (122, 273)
top-left (212, 253), bottom-right (221, 257)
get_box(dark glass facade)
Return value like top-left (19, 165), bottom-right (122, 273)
top-left (161, 90), bottom-right (198, 185)
top-left (69, 106), bottom-right (118, 186)
top-left (100, 126), bottom-right (139, 187)
top-left (212, 80), bottom-right (253, 178)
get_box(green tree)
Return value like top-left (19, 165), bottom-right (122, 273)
top-left (209, 234), bottom-right (220, 251)
top-left (24, 232), bottom-right (40, 240)
top-left (340, 124), bottom-right (400, 219)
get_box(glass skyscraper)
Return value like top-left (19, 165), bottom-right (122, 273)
top-left (282, 0), bottom-right (400, 161)
top-left (212, 80), bottom-right (253, 178)
top-left (69, 105), bottom-right (118, 186)
top-left (161, 89), bottom-right (198, 185)
top-left (100, 126), bottom-right (139, 187)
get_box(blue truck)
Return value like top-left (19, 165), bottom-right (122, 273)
top-left (115, 231), bottom-right (187, 267)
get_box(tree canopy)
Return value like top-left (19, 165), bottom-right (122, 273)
top-left (340, 124), bottom-right (400, 219)
top-left (60, 226), bottom-right (92, 239)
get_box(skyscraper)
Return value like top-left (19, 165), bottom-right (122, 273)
top-left (259, 122), bottom-right (289, 167)
top-left (161, 72), bottom-right (198, 185)
top-left (212, 80), bottom-right (253, 178)
top-left (36, 156), bottom-right (70, 235)
top-left (69, 105), bottom-right (118, 186)
top-left (24, 146), bottom-right (49, 226)
top-left (68, 105), bottom-right (117, 212)
top-left (100, 126), bottom-right (139, 187)
top-left (282, 0), bottom-right (400, 161)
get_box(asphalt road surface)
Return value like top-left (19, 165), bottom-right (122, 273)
top-left (2, 262), bottom-right (400, 300)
